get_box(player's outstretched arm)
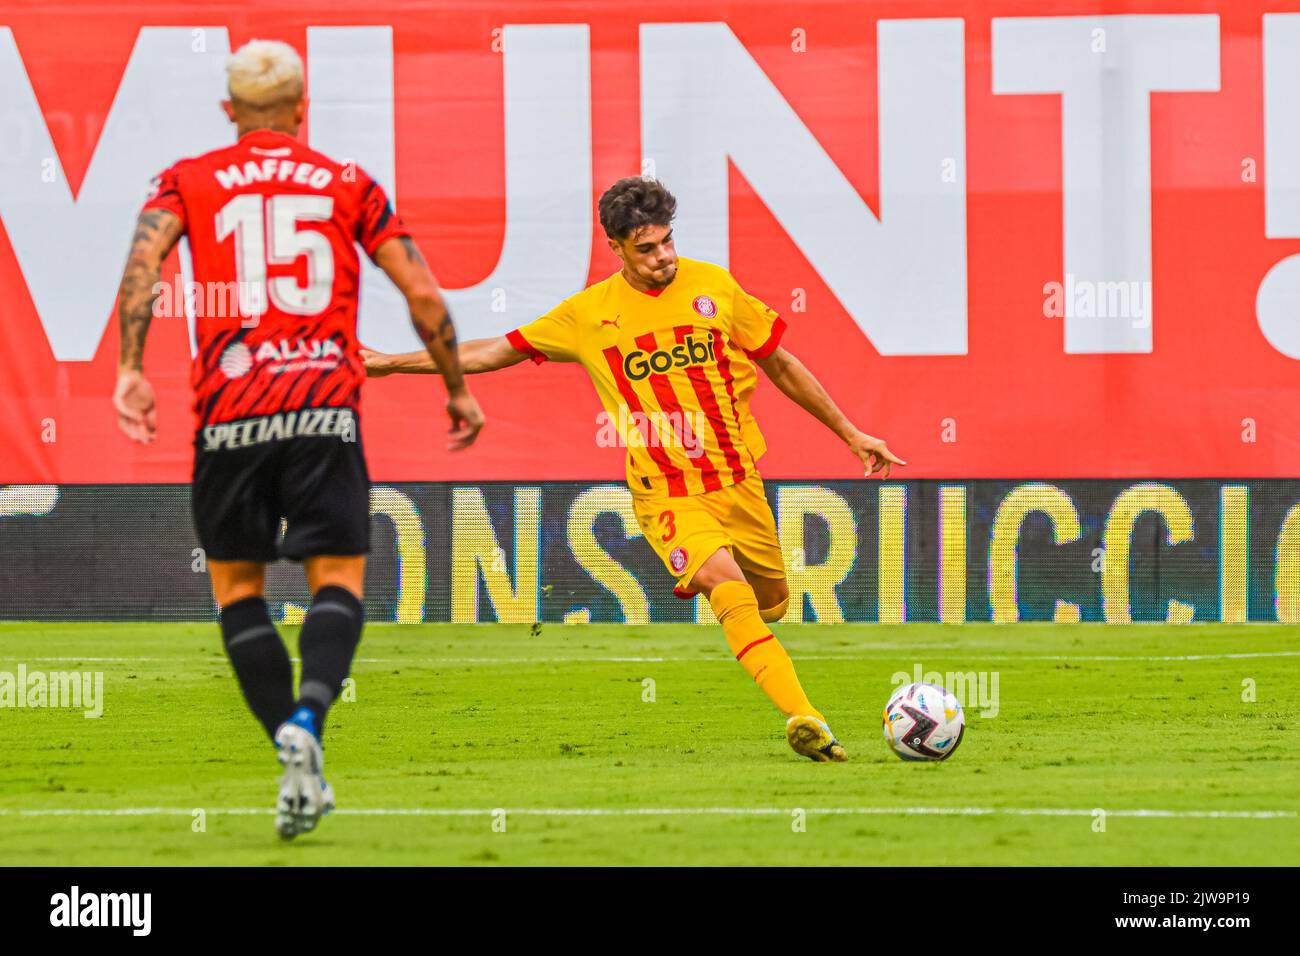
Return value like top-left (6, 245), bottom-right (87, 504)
top-left (372, 235), bottom-right (485, 450)
top-left (114, 208), bottom-right (184, 445)
top-left (755, 345), bottom-right (906, 479)
top-left (360, 337), bottom-right (531, 377)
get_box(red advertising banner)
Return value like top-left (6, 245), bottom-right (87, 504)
top-left (2, 0), bottom-right (1300, 484)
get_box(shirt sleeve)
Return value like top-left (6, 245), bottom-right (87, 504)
top-left (141, 163), bottom-right (187, 230)
top-left (356, 172), bottom-right (411, 256)
top-left (507, 297), bottom-right (580, 364)
top-left (729, 277), bottom-right (786, 359)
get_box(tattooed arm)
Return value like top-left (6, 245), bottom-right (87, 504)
top-left (372, 235), bottom-right (485, 450)
top-left (113, 209), bottom-right (183, 444)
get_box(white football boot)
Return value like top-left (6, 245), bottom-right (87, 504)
top-left (274, 721), bottom-right (332, 839)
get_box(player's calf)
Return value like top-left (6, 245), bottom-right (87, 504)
top-left (217, 592), bottom-right (295, 741)
top-left (294, 583), bottom-right (364, 734)
top-left (707, 579), bottom-right (829, 732)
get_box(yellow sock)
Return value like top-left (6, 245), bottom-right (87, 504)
top-left (710, 580), bottom-right (823, 721)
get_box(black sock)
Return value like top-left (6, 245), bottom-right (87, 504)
top-left (219, 596), bottom-right (295, 742)
top-left (295, 585), bottom-right (364, 735)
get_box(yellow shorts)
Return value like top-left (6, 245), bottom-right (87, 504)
top-left (633, 473), bottom-right (786, 590)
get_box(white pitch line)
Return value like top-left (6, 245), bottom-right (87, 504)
top-left (6, 657), bottom-right (167, 662)
top-left (0, 806), bottom-right (1293, 820)
top-left (350, 650), bottom-right (1300, 664)
top-left (9, 650), bottom-right (1300, 666)
top-left (994, 651), bottom-right (1300, 663)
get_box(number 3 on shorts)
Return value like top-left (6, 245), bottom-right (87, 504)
top-left (658, 509), bottom-right (676, 542)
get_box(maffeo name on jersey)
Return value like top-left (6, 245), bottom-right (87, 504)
top-left (215, 159), bottom-right (334, 191)
top-left (201, 408), bottom-right (356, 451)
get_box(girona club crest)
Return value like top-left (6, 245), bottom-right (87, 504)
top-left (692, 295), bottom-right (717, 318)
top-left (669, 547), bottom-right (689, 573)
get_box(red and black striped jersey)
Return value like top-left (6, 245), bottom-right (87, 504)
top-left (142, 129), bottom-right (409, 429)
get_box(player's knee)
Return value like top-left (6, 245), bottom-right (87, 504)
top-left (208, 560), bottom-right (266, 609)
top-left (755, 579), bottom-right (789, 622)
top-left (304, 555), bottom-right (366, 599)
top-left (759, 596), bottom-right (790, 623)
top-left (689, 547), bottom-right (745, 595)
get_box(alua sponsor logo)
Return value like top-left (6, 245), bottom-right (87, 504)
top-left (219, 342), bottom-right (253, 378)
top-left (219, 339), bottom-right (343, 379)
top-left (255, 338), bottom-right (343, 363)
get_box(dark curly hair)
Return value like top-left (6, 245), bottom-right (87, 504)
top-left (598, 177), bottom-right (677, 240)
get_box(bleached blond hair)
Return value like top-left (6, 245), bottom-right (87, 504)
top-left (226, 40), bottom-right (304, 108)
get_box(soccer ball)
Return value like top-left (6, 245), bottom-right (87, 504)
top-left (882, 682), bottom-right (965, 761)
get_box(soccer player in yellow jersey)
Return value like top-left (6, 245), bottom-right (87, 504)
top-left (364, 178), bottom-right (904, 761)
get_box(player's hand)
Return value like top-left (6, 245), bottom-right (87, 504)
top-left (446, 385), bottom-right (484, 451)
top-left (114, 370), bottom-right (158, 445)
top-left (360, 348), bottom-right (395, 378)
top-left (848, 431), bottom-right (905, 479)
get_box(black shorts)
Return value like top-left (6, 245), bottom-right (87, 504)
top-left (191, 407), bottom-right (370, 563)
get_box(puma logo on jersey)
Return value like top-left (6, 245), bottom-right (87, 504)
top-left (622, 333), bottom-right (716, 381)
top-left (601, 316), bottom-right (621, 330)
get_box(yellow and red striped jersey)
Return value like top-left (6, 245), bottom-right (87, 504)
top-left (507, 257), bottom-right (785, 498)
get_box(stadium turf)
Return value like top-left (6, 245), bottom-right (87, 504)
top-left (0, 621), bottom-right (1296, 866)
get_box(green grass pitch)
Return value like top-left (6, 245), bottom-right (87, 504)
top-left (0, 621), bottom-right (1296, 866)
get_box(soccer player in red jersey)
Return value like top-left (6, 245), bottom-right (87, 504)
top-left (111, 40), bottom-right (484, 838)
